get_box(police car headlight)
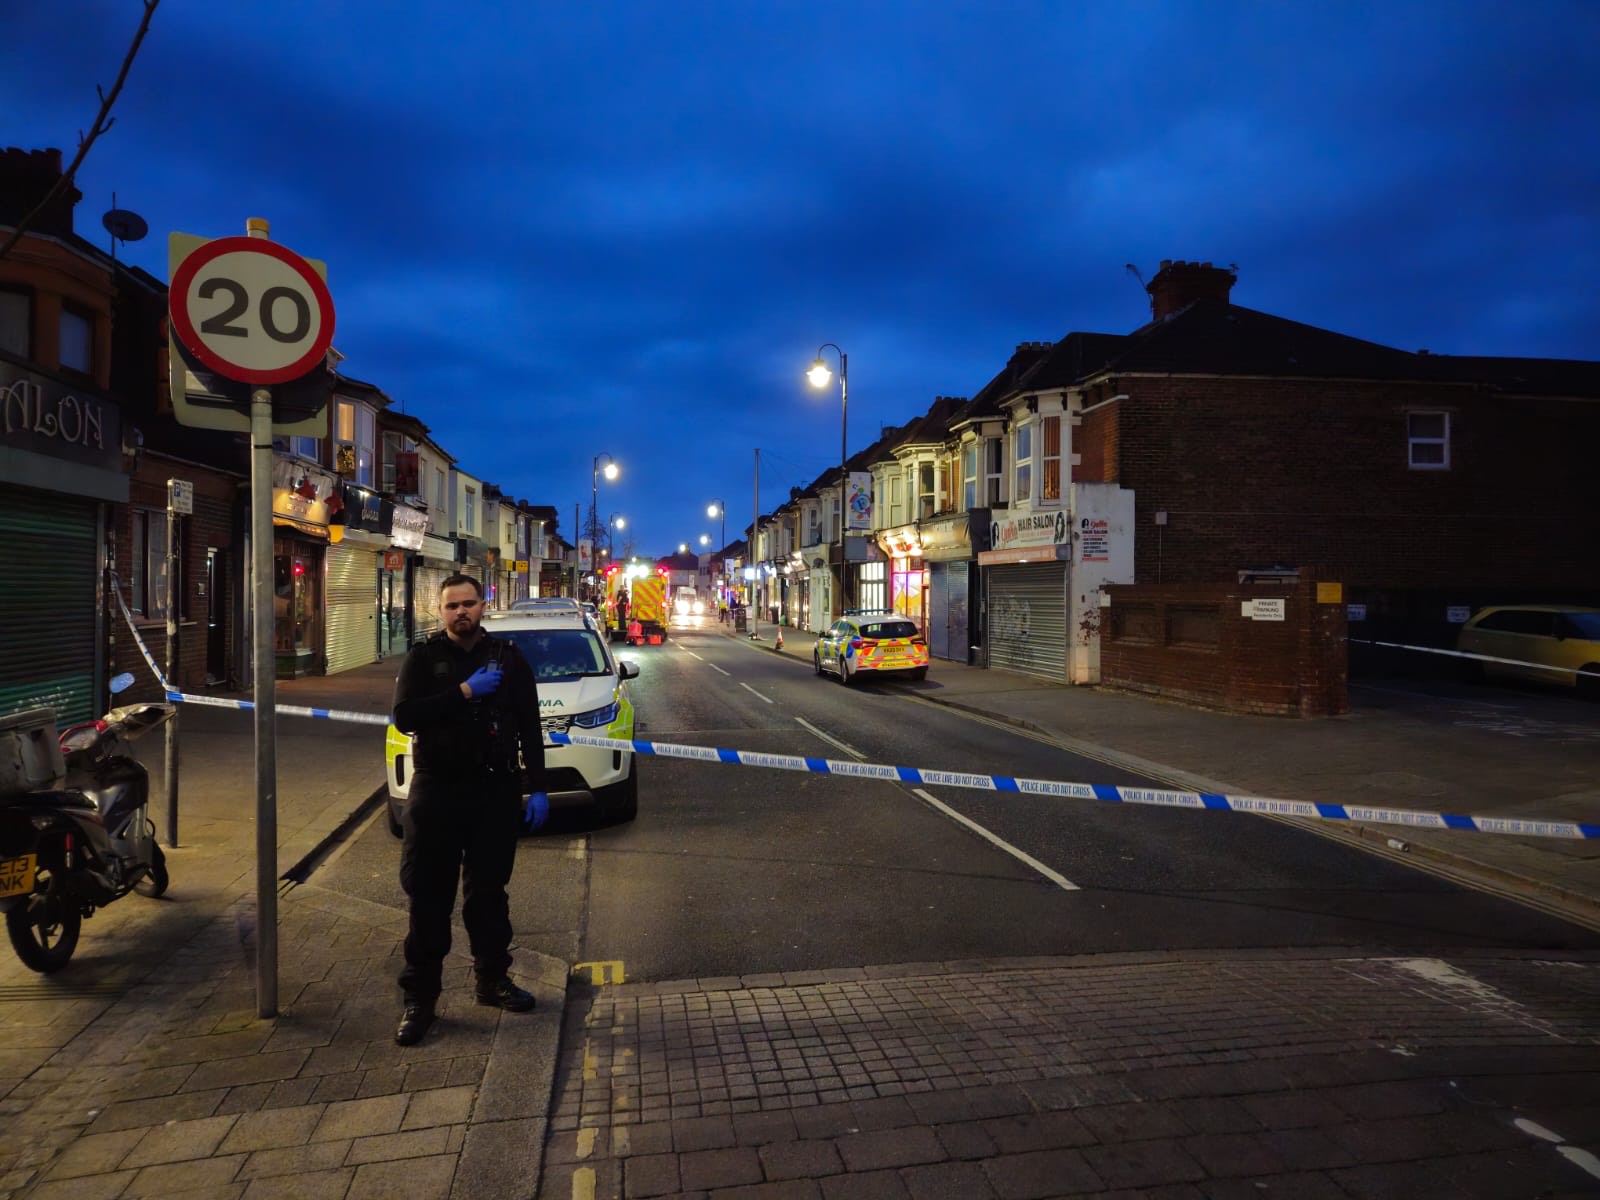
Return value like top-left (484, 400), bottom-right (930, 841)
top-left (571, 701), bottom-right (621, 729)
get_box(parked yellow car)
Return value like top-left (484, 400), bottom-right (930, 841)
top-left (1456, 605), bottom-right (1600, 695)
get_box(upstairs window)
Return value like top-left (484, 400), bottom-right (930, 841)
top-left (1014, 423), bottom-right (1032, 503)
top-left (985, 438), bottom-right (1005, 505)
top-left (0, 289), bottom-right (31, 359)
top-left (434, 468), bottom-right (447, 512)
top-left (962, 444), bottom-right (977, 510)
top-left (464, 486), bottom-right (477, 534)
top-left (335, 400), bottom-right (376, 486)
top-left (1407, 412), bottom-right (1449, 470)
top-left (890, 476), bottom-right (904, 526)
top-left (1041, 415), bottom-right (1062, 501)
top-left (60, 306), bottom-right (93, 375)
top-left (918, 462), bottom-right (936, 519)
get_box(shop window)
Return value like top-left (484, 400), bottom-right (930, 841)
top-left (130, 509), bottom-right (183, 620)
top-left (1407, 411), bottom-right (1449, 469)
top-left (60, 306), bottom-right (93, 375)
top-left (857, 561), bottom-right (886, 613)
top-left (1041, 416), bottom-right (1061, 501)
top-left (0, 288), bottom-right (30, 359)
top-left (1014, 423), bottom-right (1032, 503)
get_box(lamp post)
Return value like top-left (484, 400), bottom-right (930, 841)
top-left (591, 453), bottom-right (619, 600)
top-left (707, 499), bottom-right (725, 601)
top-left (807, 343), bottom-right (847, 616)
top-left (608, 513), bottom-right (625, 560)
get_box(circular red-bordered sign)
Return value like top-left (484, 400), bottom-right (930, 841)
top-left (169, 236), bottom-right (335, 385)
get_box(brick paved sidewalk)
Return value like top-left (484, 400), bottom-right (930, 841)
top-left (538, 950), bottom-right (1600, 1199)
top-left (2, 884), bottom-right (566, 1200)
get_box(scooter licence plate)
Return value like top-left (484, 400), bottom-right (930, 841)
top-left (0, 854), bottom-right (37, 898)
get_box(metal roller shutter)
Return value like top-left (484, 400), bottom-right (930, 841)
top-left (929, 564), bottom-right (950, 659)
top-left (0, 485), bottom-right (100, 723)
top-left (985, 562), bottom-right (1067, 681)
top-left (324, 543), bottom-right (377, 674)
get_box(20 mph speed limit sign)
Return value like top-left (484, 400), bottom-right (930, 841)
top-left (170, 235), bottom-right (335, 384)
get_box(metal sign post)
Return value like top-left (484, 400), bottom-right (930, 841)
top-left (167, 218), bottom-right (334, 1019)
top-left (164, 479), bottom-right (192, 847)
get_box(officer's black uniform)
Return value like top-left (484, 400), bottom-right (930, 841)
top-left (391, 628), bottom-right (544, 1006)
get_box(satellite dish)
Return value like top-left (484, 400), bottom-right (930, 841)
top-left (102, 208), bottom-right (148, 243)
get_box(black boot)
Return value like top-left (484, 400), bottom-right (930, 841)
top-left (395, 1000), bottom-right (437, 1046)
top-left (475, 977), bottom-right (536, 1012)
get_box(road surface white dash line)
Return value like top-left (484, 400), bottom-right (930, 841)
top-left (912, 787), bottom-right (1080, 891)
top-left (795, 717), bottom-right (865, 760)
top-left (739, 682), bottom-right (773, 705)
top-left (707, 662), bottom-right (730, 677)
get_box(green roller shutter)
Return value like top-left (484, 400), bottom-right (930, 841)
top-left (0, 484), bottom-right (100, 724)
top-left (324, 542), bottom-right (378, 675)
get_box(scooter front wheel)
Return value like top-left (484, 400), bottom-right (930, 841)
top-left (135, 843), bottom-right (169, 899)
top-left (6, 882), bottom-right (81, 973)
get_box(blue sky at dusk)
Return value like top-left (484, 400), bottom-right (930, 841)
top-left (10, 1), bottom-right (1598, 556)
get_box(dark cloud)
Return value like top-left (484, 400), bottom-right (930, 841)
top-left (10, 0), bottom-right (1598, 552)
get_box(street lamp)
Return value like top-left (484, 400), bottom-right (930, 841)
top-left (591, 453), bottom-right (619, 599)
top-left (807, 343), bottom-right (847, 614)
top-left (678, 542), bottom-right (689, 554)
top-left (608, 513), bottom-right (625, 560)
top-left (706, 499), bottom-right (725, 600)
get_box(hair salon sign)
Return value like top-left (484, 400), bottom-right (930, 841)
top-left (990, 509), bottom-right (1068, 551)
top-left (1, 360), bottom-right (121, 473)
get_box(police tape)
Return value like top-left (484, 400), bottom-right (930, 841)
top-left (543, 731), bottom-right (1599, 842)
top-left (1348, 638), bottom-right (1589, 678)
top-left (113, 593), bottom-right (1594, 842)
top-left (110, 573), bottom-right (174, 693)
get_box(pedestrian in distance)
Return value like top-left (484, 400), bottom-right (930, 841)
top-left (390, 573), bottom-right (546, 1046)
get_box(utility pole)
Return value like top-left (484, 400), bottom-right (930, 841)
top-left (751, 448), bottom-right (759, 640)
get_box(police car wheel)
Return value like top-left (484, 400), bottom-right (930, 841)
top-left (813, 651), bottom-right (823, 676)
top-left (599, 757), bottom-right (639, 823)
top-left (837, 660), bottom-right (852, 686)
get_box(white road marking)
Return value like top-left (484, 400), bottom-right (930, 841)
top-left (795, 717), bottom-right (864, 760)
top-left (1559, 1145), bottom-right (1600, 1181)
top-left (684, 650), bottom-right (704, 661)
top-left (911, 787), bottom-right (1080, 891)
top-left (739, 682), bottom-right (773, 705)
top-left (708, 662), bottom-right (730, 677)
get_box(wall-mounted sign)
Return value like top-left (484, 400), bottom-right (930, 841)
top-left (1316, 581), bottom-right (1343, 604)
top-left (383, 550), bottom-right (405, 570)
top-left (1, 360), bottom-right (121, 473)
top-left (168, 479), bottom-right (194, 515)
top-left (1347, 604), bottom-right (1367, 622)
top-left (1078, 516), bottom-right (1110, 563)
top-left (991, 510), bottom-right (1068, 552)
top-left (1446, 605), bottom-right (1471, 623)
top-left (1250, 598), bottom-right (1286, 621)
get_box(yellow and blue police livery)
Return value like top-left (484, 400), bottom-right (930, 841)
top-left (813, 609), bottom-right (930, 685)
top-left (385, 599), bottom-right (640, 833)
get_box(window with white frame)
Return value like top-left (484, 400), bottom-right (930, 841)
top-left (1041, 415), bottom-right (1062, 502)
top-left (1407, 412), bottom-right (1449, 469)
top-left (984, 437), bottom-right (1004, 505)
top-left (59, 306), bottom-right (93, 375)
top-left (130, 509), bottom-right (176, 619)
top-left (890, 476), bottom-right (903, 526)
top-left (464, 487), bottom-right (477, 534)
top-left (335, 400), bottom-right (376, 486)
top-left (0, 289), bottom-right (31, 359)
top-left (434, 468), bottom-right (447, 512)
top-left (806, 502), bottom-right (820, 544)
top-left (962, 444), bottom-right (978, 510)
top-left (918, 461), bottom-right (936, 519)
top-left (1014, 422), bottom-right (1032, 503)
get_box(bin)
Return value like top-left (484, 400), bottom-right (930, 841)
top-left (0, 708), bottom-right (65, 795)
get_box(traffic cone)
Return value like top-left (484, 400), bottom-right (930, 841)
top-left (775, 629), bottom-right (784, 651)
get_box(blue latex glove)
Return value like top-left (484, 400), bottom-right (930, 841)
top-left (462, 663), bottom-right (503, 699)
top-left (523, 791), bottom-right (549, 830)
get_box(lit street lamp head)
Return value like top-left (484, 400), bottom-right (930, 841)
top-left (807, 360), bottom-right (831, 388)
top-left (699, 534), bottom-right (710, 546)
top-left (603, 462), bottom-right (619, 481)
top-left (707, 503), bottom-right (720, 518)
top-left (678, 543), bottom-right (688, 553)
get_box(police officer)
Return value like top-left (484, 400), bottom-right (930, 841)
top-left (391, 573), bottom-right (545, 1046)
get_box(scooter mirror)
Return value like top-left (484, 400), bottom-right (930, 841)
top-left (109, 672), bottom-right (136, 695)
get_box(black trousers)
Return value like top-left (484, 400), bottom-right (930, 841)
top-left (398, 769), bottom-right (520, 1003)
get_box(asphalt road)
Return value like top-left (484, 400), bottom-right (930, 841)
top-left (313, 630), bottom-right (1600, 983)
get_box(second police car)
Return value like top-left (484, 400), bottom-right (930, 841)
top-left (814, 610), bottom-right (930, 684)
top-left (385, 598), bottom-right (640, 835)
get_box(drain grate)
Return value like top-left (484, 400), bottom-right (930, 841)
top-left (0, 981), bottom-right (129, 1003)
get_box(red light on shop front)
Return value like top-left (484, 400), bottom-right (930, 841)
top-left (293, 561), bottom-right (305, 577)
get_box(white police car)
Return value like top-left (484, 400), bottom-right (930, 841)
top-left (385, 599), bottom-right (640, 835)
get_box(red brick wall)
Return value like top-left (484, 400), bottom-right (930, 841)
top-left (1073, 399), bottom-right (1119, 484)
top-left (1101, 578), bottom-right (1348, 717)
top-left (111, 457), bottom-right (240, 702)
top-left (1103, 378), bottom-right (1600, 595)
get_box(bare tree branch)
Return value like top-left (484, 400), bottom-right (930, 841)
top-left (0, 0), bottom-right (160, 262)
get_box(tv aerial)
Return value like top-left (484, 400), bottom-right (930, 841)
top-left (101, 193), bottom-right (148, 263)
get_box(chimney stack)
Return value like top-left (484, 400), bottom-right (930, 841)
top-left (0, 147), bottom-right (82, 238)
top-left (1145, 258), bottom-right (1236, 320)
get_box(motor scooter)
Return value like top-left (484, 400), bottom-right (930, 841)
top-left (0, 674), bottom-right (171, 973)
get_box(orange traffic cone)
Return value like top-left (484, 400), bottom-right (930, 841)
top-left (775, 629), bottom-right (785, 651)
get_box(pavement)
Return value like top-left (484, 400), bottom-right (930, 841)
top-left (0, 628), bottom-right (1596, 1199)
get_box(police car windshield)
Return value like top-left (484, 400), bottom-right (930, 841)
top-left (503, 629), bottom-right (611, 681)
